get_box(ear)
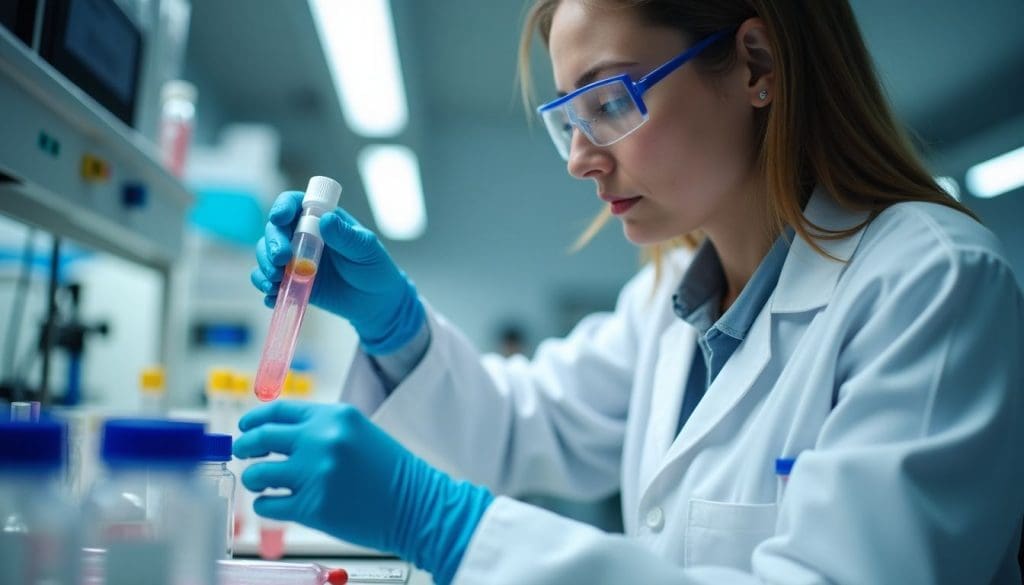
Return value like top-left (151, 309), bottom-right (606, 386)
top-left (735, 17), bottom-right (775, 108)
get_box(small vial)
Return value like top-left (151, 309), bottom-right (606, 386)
top-left (138, 366), bottom-right (167, 416)
top-left (159, 80), bottom-right (197, 178)
top-left (257, 451), bottom-right (289, 561)
top-left (198, 433), bottom-right (237, 559)
top-left (259, 521), bottom-right (286, 561)
top-left (254, 177), bottom-right (342, 401)
top-left (775, 457), bottom-right (795, 498)
top-left (205, 369), bottom-right (235, 435)
top-left (9, 401), bottom-right (33, 421)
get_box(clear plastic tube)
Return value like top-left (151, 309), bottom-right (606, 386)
top-left (253, 177), bottom-right (341, 402)
top-left (254, 229), bottom-right (323, 401)
top-left (83, 552), bottom-right (348, 585)
top-left (221, 560), bottom-right (347, 585)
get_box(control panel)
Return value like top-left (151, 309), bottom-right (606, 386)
top-left (0, 24), bottom-right (190, 269)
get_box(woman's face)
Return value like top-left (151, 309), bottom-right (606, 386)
top-left (548, 0), bottom-right (762, 245)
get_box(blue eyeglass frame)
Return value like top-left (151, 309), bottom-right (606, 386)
top-left (537, 28), bottom-right (733, 120)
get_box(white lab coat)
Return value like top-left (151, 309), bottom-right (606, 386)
top-left (340, 189), bottom-right (1024, 584)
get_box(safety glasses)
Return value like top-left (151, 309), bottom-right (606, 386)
top-left (537, 29), bottom-right (732, 160)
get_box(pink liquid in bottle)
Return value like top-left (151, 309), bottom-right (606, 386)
top-left (254, 254), bottom-right (319, 401)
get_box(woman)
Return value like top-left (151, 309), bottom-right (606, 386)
top-left (234, 1), bottom-right (1024, 583)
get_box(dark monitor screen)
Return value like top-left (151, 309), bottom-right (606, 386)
top-left (41, 0), bottom-right (142, 126)
top-left (0, 0), bottom-right (38, 46)
top-left (64, 0), bottom-right (139, 103)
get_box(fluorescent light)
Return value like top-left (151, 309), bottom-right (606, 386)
top-left (965, 145), bottom-right (1024, 199)
top-left (935, 176), bottom-right (961, 201)
top-left (358, 145), bottom-right (426, 240)
top-left (309, 0), bottom-right (408, 137)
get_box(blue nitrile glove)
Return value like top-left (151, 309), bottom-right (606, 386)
top-left (233, 401), bottom-right (493, 585)
top-left (252, 191), bottom-right (426, 354)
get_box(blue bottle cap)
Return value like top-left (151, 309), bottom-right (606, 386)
top-left (202, 433), bottom-right (233, 462)
top-left (775, 457), bottom-right (796, 476)
top-left (0, 420), bottom-right (66, 470)
top-left (101, 419), bottom-right (205, 467)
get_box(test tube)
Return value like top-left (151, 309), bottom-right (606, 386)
top-left (83, 551), bottom-right (348, 585)
top-left (219, 560), bottom-right (347, 585)
top-left (254, 177), bottom-right (342, 402)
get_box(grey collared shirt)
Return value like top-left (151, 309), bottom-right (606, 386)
top-left (673, 232), bottom-right (791, 432)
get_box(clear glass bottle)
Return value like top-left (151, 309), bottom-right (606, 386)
top-left (228, 373), bottom-right (254, 540)
top-left (0, 420), bottom-right (81, 585)
top-left (198, 433), bottom-right (236, 559)
top-left (83, 419), bottom-right (220, 585)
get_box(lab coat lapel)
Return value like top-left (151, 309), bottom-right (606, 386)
top-left (659, 298), bottom-right (773, 470)
top-left (772, 187), bottom-right (871, 313)
top-left (642, 187), bottom-right (870, 489)
top-left (639, 321), bottom-right (697, 490)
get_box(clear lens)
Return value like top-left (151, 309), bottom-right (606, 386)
top-left (539, 79), bottom-right (648, 160)
top-left (567, 81), bottom-right (645, 146)
top-left (540, 107), bottom-right (572, 160)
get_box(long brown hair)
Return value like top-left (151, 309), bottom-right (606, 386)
top-left (518, 0), bottom-right (977, 271)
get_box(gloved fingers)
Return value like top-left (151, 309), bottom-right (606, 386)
top-left (268, 191), bottom-right (305, 227)
top-left (238, 400), bottom-right (315, 432)
top-left (320, 212), bottom-right (386, 266)
top-left (256, 236), bottom-right (285, 284)
top-left (233, 423), bottom-right (300, 459)
top-left (241, 459), bottom-right (297, 492)
top-left (264, 221), bottom-right (294, 269)
top-left (252, 493), bottom-right (297, 522)
top-left (251, 264), bottom-right (277, 298)
top-left (332, 207), bottom-right (363, 228)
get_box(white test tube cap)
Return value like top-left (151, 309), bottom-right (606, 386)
top-left (303, 176), bottom-right (342, 211)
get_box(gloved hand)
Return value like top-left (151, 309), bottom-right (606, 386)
top-left (233, 401), bottom-right (493, 585)
top-left (252, 191), bottom-right (426, 354)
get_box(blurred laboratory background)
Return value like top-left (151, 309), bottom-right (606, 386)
top-left (1, 0), bottom-right (1022, 560)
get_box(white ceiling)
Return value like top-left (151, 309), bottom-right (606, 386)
top-left (186, 0), bottom-right (1024, 185)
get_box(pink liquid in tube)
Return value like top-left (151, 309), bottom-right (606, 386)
top-left (254, 176), bottom-right (342, 401)
top-left (254, 241), bottom-right (321, 401)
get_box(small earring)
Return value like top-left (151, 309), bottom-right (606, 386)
top-left (758, 89), bottom-right (769, 101)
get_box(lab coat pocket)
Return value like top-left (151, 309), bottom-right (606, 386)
top-left (684, 498), bottom-right (778, 571)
